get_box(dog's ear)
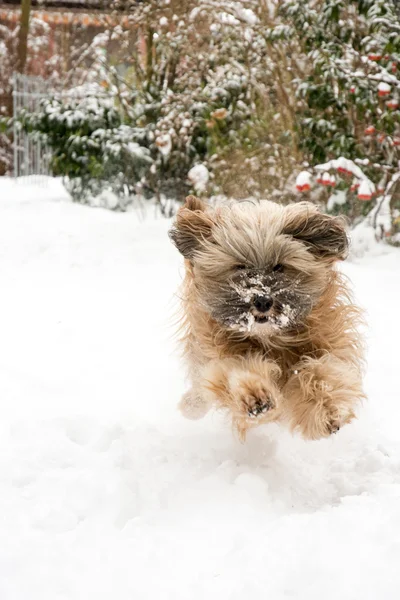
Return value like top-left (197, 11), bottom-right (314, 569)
top-left (169, 195), bottom-right (214, 259)
top-left (283, 202), bottom-right (349, 260)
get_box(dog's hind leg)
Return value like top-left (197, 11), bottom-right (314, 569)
top-left (178, 390), bottom-right (211, 420)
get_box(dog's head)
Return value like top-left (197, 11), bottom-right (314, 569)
top-left (170, 196), bottom-right (348, 337)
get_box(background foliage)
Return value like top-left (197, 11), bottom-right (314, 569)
top-left (2, 0), bottom-right (400, 239)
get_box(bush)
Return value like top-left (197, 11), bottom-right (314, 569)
top-left (21, 96), bottom-right (152, 207)
top-left (270, 0), bottom-right (400, 238)
top-left (20, 0), bottom-right (303, 208)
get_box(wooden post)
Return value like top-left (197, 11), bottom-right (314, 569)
top-left (17, 0), bottom-right (31, 73)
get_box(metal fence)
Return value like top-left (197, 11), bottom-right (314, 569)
top-left (12, 72), bottom-right (52, 179)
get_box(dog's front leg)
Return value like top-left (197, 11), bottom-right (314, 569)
top-left (201, 356), bottom-right (283, 439)
top-left (283, 355), bottom-right (364, 440)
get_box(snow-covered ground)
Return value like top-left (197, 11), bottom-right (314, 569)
top-left (1, 178), bottom-right (400, 600)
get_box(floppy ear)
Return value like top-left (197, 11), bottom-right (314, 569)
top-left (283, 202), bottom-right (349, 260)
top-left (169, 195), bottom-right (214, 259)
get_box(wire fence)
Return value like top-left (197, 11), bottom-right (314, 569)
top-left (12, 72), bottom-right (52, 180)
top-left (12, 72), bottom-right (113, 181)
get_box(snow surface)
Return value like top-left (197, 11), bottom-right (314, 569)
top-left (1, 177), bottom-right (400, 600)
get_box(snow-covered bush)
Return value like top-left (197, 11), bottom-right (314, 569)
top-left (1, 12), bottom-right (127, 177)
top-left (18, 0), bottom-right (303, 207)
top-left (125, 0), bottom-right (301, 202)
top-left (271, 0), bottom-right (400, 239)
top-left (103, 0), bottom-right (292, 202)
top-left (21, 96), bottom-right (152, 207)
top-left (295, 158), bottom-right (400, 244)
top-left (17, 0), bottom-right (400, 228)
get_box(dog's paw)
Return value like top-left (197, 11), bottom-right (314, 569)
top-left (229, 371), bottom-right (280, 422)
top-left (284, 357), bottom-right (361, 441)
top-left (243, 388), bottom-right (275, 419)
top-left (289, 384), bottom-right (356, 440)
top-left (325, 402), bottom-right (355, 436)
top-left (302, 402), bottom-right (355, 440)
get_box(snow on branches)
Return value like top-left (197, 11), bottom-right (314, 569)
top-left (295, 156), bottom-right (400, 240)
top-left (274, 0), bottom-right (400, 242)
top-left (18, 0), bottom-right (301, 205)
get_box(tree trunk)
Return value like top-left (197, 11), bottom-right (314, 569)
top-left (17, 0), bottom-right (31, 73)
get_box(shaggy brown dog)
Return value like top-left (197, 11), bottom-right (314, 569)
top-left (170, 196), bottom-right (364, 440)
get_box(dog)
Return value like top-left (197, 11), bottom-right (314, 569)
top-left (169, 196), bottom-right (364, 440)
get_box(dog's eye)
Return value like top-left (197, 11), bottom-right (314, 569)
top-left (272, 264), bottom-right (284, 273)
top-left (235, 264), bottom-right (247, 270)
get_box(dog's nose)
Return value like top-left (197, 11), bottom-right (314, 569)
top-left (253, 296), bottom-right (273, 313)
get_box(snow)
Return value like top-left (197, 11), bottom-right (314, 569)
top-left (315, 157), bottom-right (370, 182)
top-left (187, 163), bottom-right (209, 193)
top-left (236, 7), bottom-right (258, 25)
top-left (295, 170), bottom-right (311, 191)
top-left (378, 81), bottom-right (391, 94)
top-left (295, 170), bottom-right (311, 187)
top-left (350, 220), bottom-right (387, 258)
top-left (90, 187), bottom-right (120, 210)
top-left (155, 133), bottom-right (172, 157)
top-left (327, 189), bottom-right (347, 211)
top-left (358, 179), bottom-right (375, 200)
top-left (2, 177), bottom-right (400, 599)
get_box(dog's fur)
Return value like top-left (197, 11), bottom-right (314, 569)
top-left (169, 196), bottom-right (365, 440)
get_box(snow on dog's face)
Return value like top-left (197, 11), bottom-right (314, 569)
top-left (170, 196), bottom-right (348, 338)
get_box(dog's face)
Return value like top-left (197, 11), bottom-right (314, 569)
top-left (170, 196), bottom-right (348, 337)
